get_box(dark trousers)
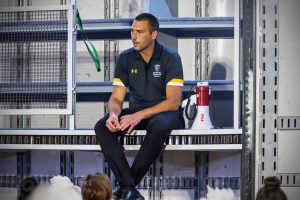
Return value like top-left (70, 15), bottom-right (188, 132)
top-left (94, 108), bottom-right (185, 187)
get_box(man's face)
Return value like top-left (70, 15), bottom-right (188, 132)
top-left (131, 20), bottom-right (157, 52)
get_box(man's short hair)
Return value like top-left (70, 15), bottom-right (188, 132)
top-left (81, 173), bottom-right (112, 200)
top-left (135, 13), bottom-right (159, 32)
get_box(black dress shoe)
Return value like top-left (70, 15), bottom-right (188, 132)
top-left (122, 188), bottom-right (145, 200)
top-left (113, 187), bottom-right (124, 200)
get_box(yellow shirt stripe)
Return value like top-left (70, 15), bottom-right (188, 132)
top-left (113, 78), bottom-right (122, 83)
top-left (167, 78), bottom-right (184, 86)
top-left (169, 78), bottom-right (184, 83)
top-left (113, 78), bottom-right (125, 87)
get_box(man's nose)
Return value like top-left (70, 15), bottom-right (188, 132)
top-left (131, 31), bottom-right (137, 40)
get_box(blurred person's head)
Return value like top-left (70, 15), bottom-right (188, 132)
top-left (48, 175), bottom-right (82, 200)
top-left (18, 177), bottom-right (39, 200)
top-left (81, 173), bottom-right (112, 200)
top-left (256, 177), bottom-right (287, 200)
top-left (200, 186), bottom-right (240, 200)
top-left (24, 175), bottom-right (81, 200)
top-left (29, 175), bottom-right (82, 200)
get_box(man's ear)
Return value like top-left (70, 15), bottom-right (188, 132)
top-left (152, 30), bottom-right (158, 40)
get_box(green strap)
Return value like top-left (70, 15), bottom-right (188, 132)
top-left (76, 10), bottom-right (101, 72)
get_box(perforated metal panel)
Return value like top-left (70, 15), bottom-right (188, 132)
top-left (277, 117), bottom-right (300, 130)
top-left (259, 0), bottom-right (279, 182)
top-left (255, 0), bottom-right (300, 198)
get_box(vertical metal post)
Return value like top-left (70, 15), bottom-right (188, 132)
top-left (113, 0), bottom-right (120, 83)
top-left (113, 0), bottom-right (119, 18)
top-left (241, 0), bottom-right (256, 199)
top-left (195, 0), bottom-right (209, 81)
top-left (17, 151), bottom-right (31, 184)
top-left (104, 40), bottom-right (111, 83)
top-left (25, 115), bottom-right (31, 128)
top-left (156, 153), bottom-right (164, 200)
top-left (104, 0), bottom-right (111, 114)
top-left (60, 151), bottom-right (74, 181)
top-left (148, 153), bottom-right (163, 200)
top-left (195, 0), bottom-right (201, 80)
top-left (68, 0), bottom-right (76, 129)
top-left (195, 2), bottom-right (210, 199)
top-left (195, 151), bottom-right (209, 199)
top-left (148, 163), bottom-right (155, 199)
top-left (103, 39), bottom-right (110, 114)
top-left (17, 151), bottom-right (31, 197)
top-left (103, 0), bottom-right (120, 119)
top-left (233, 0), bottom-right (240, 129)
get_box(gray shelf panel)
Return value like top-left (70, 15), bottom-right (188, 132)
top-left (76, 80), bottom-right (238, 93)
top-left (0, 17), bottom-right (234, 40)
top-left (0, 80), bottom-right (240, 103)
top-left (0, 175), bottom-right (240, 189)
top-left (0, 80), bottom-right (242, 103)
top-left (0, 129), bottom-right (242, 151)
top-left (0, 80), bottom-right (235, 94)
top-left (0, 82), bottom-right (67, 104)
top-left (75, 80), bottom-right (240, 102)
top-left (78, 17), bottom-right (234, 40)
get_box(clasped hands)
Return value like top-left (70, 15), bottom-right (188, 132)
top-left (106, 112), bottom-right (143, 134)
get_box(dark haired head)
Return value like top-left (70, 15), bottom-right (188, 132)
top-left (135, 13), bottom-right (159, 32)
top-left (256, 177), bottom-right (287, 200)
top-left (264, 176), bottom-right (281, 189)
top-left (18, 177), bottom-right (39, 200)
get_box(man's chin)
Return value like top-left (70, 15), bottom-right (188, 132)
top-left (133, 46), bottom-right (140, 51)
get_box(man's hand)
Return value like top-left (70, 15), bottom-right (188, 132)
top-left (106, 113), bottom-right (121, 132)
top-left (106, 85), bottom-right (126, 133)
top-left (120, 112), bottom-right (143, 133)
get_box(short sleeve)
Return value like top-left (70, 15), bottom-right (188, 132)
top-left (113, 54), bottom-right (128, 87)
top-left (166, 53), bottom-right (184, 87)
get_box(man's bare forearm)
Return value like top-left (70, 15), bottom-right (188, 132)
top-left (108, 97), bottom-right (123, 117)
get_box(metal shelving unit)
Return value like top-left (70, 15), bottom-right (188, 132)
top-left (0, 1), bottom-right (243, 199)
top-left (0, 5), bottom-right (242, 147)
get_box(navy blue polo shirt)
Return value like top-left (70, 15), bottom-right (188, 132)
top-left (112, 41), bottom-right (184, 110)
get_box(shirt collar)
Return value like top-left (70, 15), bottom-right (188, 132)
top-left (152, 41), bottom-right (163, 60)
top-left (134, 41), bottom-right (163, 60)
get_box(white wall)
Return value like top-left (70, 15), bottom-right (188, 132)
top-left (178, 0), bottom-right (196, 80)
top-left (277, 0), bottom-right (300, 199)
top-left (209, 0), bottom-right (234, 80)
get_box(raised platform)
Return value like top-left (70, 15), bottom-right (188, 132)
top-left (0, 129), bottom-right (242, 151)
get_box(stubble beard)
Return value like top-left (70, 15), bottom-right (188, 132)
top-left (133, 42), bottom-right (150, 53)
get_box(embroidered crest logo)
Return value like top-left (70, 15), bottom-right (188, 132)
top-left (153, 64), bottom-right (162, 77)
top-left (155, 64), bottom-right (160, 72)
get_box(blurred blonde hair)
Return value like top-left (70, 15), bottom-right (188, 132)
top-left (200, 186), bottom-right (240, 200)
top-left (81, 173), bottom-right (112, 200)
top-left (29, 175), bottom-right (82, 200)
